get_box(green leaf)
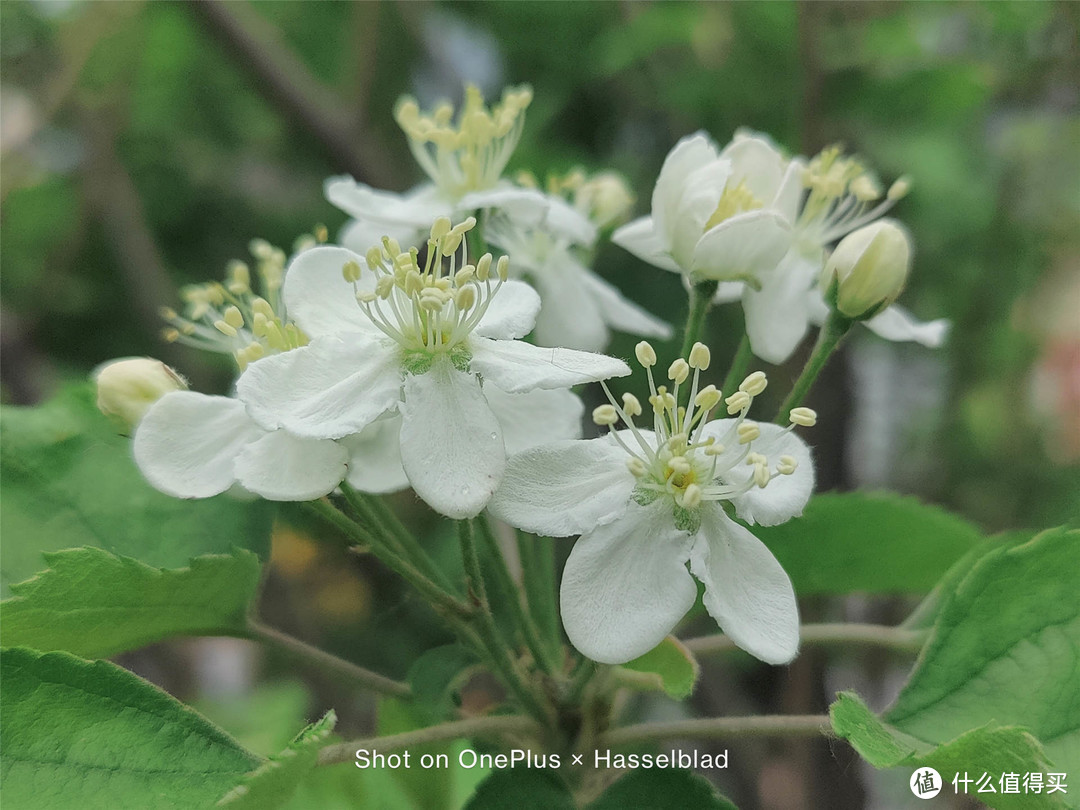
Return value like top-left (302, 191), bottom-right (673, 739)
top-left (407, 644), bottom-right (481, 722)
top-left (831, 693), bottom-right (1066, 810)
top-left (464, 768), bottom-right (575, 810)
top-left (0, 384), bottom-right (273, 596)
top-left (752, 492), bottom-right (983, 595)
top-left (0, 547), bottom-right (261, 657)
top-left (587, 768), bottom-right (738, 810)
top-left (619, 636), bottom-right (700, 699)
top-left (0, 647), bottom-right (262, 809)
top-left (886, 528), bottom-right (1080, 775)
top-left (219, 711), bottom-right (336, 809)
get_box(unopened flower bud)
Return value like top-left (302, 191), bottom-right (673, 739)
top-left (821, 219), bottom-right (911, 320)
top-left (576, 172), bottom-right (635, 229)
top-left (94, 358), bottom-right (186, 431)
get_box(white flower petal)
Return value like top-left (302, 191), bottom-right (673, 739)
top-left (488, 435), bottom-right (637, 536)
top-left (712, 281), bottom-right (746, 303)
top-left (342, 416), bottom-right (410, 494)
top-left (469, 336), bottom-right (631, 393)
top-left (474, 280), bottom-right (541, 340)
top-left (865, 304), bottom-right (950, 347)
top-left (611, 216), bottom-right (681, 273)
top-left (719, 135), bottom-right (785, 203)
top-left (236, 335), bottom-right (402, 439)
top-left (699, 419), bottom-right (815, 526)
top-left (234, 431), bottom-right (347, 501)
top-left (484, 384), bottom-right (584, 456)
top-left (772, 158), bottom-right (806, 223)
top-left (742, 249), bottom-right (821, 364)
top-left (134, 392), bottom-right (263, 499)
top-left (338, 218), bottom-right (424, 257)
top-left (530, 257), bottom-right (610, 352)
top-left (691, 209), bottom-right (792, 283)
top-left (560, 500), bottom-right (698, 665)
top-left (325, 177), bottom-right (449, 227)
top-left (398, 359), bottom-right (505, 518)
top-left (652, 132), bottom-right (720, 240)
top-left (283, 246), bottom-right (376, 339)
top-left (579, 270), bottom-right (673, 341)
top-left (669, 159), bottom-right (733, 268)
top-left (690, 506), bottom-right (799, 665)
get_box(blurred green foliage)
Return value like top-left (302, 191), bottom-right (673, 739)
top-left (1, 1), bottom-right (1077, 534)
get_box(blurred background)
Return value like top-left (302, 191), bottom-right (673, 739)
top-left (2, 2), bottom-right (1078, 808)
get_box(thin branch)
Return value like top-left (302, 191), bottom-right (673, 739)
top-left (318, 715), bottom-right (539, 765)
top-left (603, 715), bottom-right (831, 747)
top-left (247, 620), bottom-right (410, 697)
top-left (189, 0), bottom-right (394, 186)
top-left (683, 623), bottom-right (928, 656)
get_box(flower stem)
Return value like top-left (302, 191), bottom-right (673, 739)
top-left (516, 531), bottom-right (563, 666)
top-left (475, 518), bottom-right (560, 676)
top-left (682, 623), bottom-right (928, 655)
top-left (774, 309), bottom-right (854, 423)
top-left (720, 334), bottom-right (754, 395)
top-left (303, 498), bottom-right (471, 621)
top-left (602, 714), bottom-right (830, 747)
top-left (458, 519), bottom-right (554, 725)
top-left (318, 715), bottom-right (538, 765)
top-left (681, 280), bottom-right (719, 357)
top-left (246, 620), bottom-right (410, 697)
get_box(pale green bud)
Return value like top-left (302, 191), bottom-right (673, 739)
top-left (94, 357), bottom-right (187, 431)
top-left (821, 219), bottom-right (911, 320)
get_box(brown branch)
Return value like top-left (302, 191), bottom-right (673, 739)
top-left (190, 0), bottom-right (395, 187)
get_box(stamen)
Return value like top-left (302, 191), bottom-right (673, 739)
top-left (789, 407), bottom-right (817, 427)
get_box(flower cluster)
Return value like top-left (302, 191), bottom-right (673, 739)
top-left (100, 83), bottom-right (949, 669)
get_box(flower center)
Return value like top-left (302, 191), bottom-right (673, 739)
top-left (796, 145), bottom-right (910, 250)
top-left (394, 84), bottom-right (533, 199)
top-left (161, 231), bottom-right (322, 369)
top-left (344, 217), bottom-right (509, 364)
top-left (592, 341), bottom-right (816, 519)
top-left (704, 180), bottom-right (763, 231)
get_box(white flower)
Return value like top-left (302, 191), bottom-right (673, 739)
top-left (612, 131), bottom-right (798, 286)
top-left (136, 234), bottom-right (407, 503)
top-left (490, 341), bottom-right (814, 665)
top-left (713, 141), bottom-right (948, 363)
top-left (235, 217), bottom-right (630, 519)
top-left (485, 179), bottom-right (671, 352)
top-left (329, 84), bottom-right (586, 253)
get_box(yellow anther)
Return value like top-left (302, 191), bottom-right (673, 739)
top-left (366, 246), bottom-right (384, 270)
top-left (342, 260), bottom-right (363, 283)
top-left (382, 236), bottom-right (402, 258)
top-left (682, 483), bottom-right (703, 509)
top-left (249, 238), bottom-right (274, 260)
top-left (496, 255), bottom-right (510, 282)
top-left (739, 371), bottom-right (768, 396)
top-left (668, 358), bottom-right (690, 385)
top-left (159, 306), bottom-right (178, 321)
top-left (850, 175), bottom-right (881, 202)
top-left (405, 270), bottom-right (423, 296)
top-left (441, 230), bottom-right (463, 257)
top-left (455, 266), bottom-right (476, 285)
top-left (226, 260), bottom-right (251, 293)
top-left (626, 457), bottom-right (647, 477)
top-left (419, 291), bottom-right (446, 312)
top-left (622, 392), bottom-right (643, 418)
top-left (753, 462), bottom-right (771, 489)
top-left (745, 452), bottom-right (767, 466)
top-left (476, 253), bottom-right (492, 281)
top-left (667, 456), bottom-right (692, 475)
top-left (688, 342), bottom-right (711, 371)
top-left (705, 443), bottom-right (725, 456)
top-left (455, 285), bottom-right (477, 311)
top-left (635, 341), bottom-right (657, 368)
top-left (777, 455), bottom-right (799, 475)
top-left (694, 385), bottom-right (722, 411)
top-left (592, 404), bottom-right (619, 426)
top-left (375, 276), bottom-right (396, 299)
top-left (789, 407), bottom-right (817, 427)
top-left (705, 180), bottom-right (763, 230)
top-left (314, 223), bottom-right (328, 243)
top-left (214, 320), bottom-right (238, 338)
top-left (223, 306), bottom-right (245, 329)
top-left (430, 216), bottom-right (452, 240)
top-left (725, 390), bottom-right (751, 414)
top-left (252, 297), bottom-right (274, 319)
top-left (162, 328), bottom-right (180, 342)
top-left (737, 422), bottom-right (761, 444)
top-left (357, 291), bottom-right (377, 304)
top-left (887, 177), bottom-right (911, 200)
top-left (252, 312), bottom-right (269, 337)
